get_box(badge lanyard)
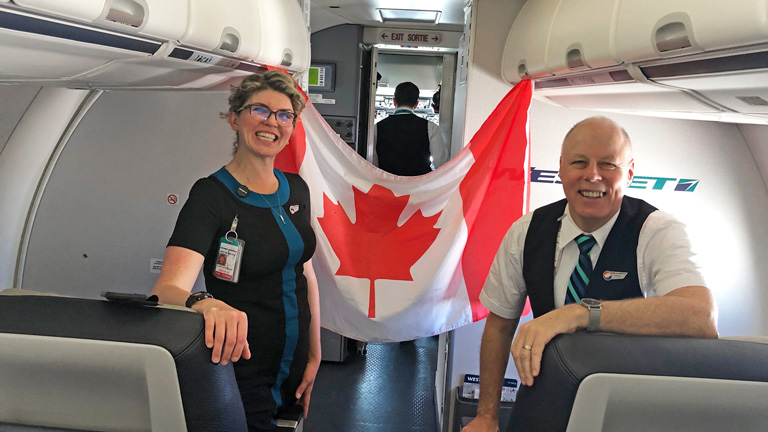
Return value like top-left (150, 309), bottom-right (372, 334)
top-left (213, 215), bottom-right (245, 283)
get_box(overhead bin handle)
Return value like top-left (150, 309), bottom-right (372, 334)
top-left (566, 44), bottom-right (588, 70)
top-left (655, 17), bottom-right (694, 54)
top-left (103, 0), bottom-right (146, 29)
top-left (281, 49), bottom-right (293, 68)
top-left (517, 62), bottom-right (529, 79)
top-left (218, 27), bottom-right (241, 55)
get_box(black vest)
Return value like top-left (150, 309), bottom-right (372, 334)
top-left (522, 196), bottom-right (657, 318)
top-left (376, 113), bottom-right (432, 176)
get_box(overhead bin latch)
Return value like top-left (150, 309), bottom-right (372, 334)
top-left (654, 14), bottom-right (698, 55)
top-left (566, 43), bottom-right (589, 71)
top-left (102, 0), bottom-right (146, 29)
top-left (517, 62), bottom-right (529, 80)
top-left (218, 27), bottom-right (241, 55)
top-left (281, 49), bottom-right (294, 68)
top-left (656, 22), bottom-right (691, 52)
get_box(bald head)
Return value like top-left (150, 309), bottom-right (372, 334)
top-left (558, 116), bottom-right (635, 232)
top-left (561, 116), bottom-right (632, 159)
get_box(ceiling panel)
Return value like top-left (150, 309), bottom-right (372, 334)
top-left (309, 0), bottom-right (468, 33)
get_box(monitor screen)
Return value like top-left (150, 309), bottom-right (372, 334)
top-left (307, 63), bottom-right (335, 92)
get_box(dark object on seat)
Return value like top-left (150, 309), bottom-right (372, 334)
top-left (507, 332), bottom-right (768, 432)
top-left (0, 294), bottom-right (248, 432)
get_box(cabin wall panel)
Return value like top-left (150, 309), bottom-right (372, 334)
top-left (739, 124), bottom-right (768, 194)
top-left (0, 86), bottom-right (39, 155)
top-left (308, 24), bottom-right (369, 154)
top-left (461, 0), bottom-right (525, 146)
top-left (22, 90), bottom-right (233, 297)
top-left (0, 87), bottom-right (91, 290)
top-left (309, 24), bottom-right (364, 118)
top-left (738, 123), bottom-right (768, 334)
top-left (448, 0), bottom-right (528, 407)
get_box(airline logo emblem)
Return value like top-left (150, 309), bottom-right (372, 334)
top-left (603, 271), bottom-right (628, 281)
top-left (531, 168), bottom-right (699, 192)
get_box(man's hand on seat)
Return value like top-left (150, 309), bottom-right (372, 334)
top-left (510, 304), bottom-right (587, 386)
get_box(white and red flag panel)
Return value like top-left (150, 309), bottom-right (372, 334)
top-left (275, 81), bottom-right (533, 341)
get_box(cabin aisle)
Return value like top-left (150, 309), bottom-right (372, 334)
top-left (304, 336), bottom-right (439, 432)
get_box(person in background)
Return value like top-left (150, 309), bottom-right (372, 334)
top-left (431, 85), bottom-right (441, 114)
top-left (373, 81), bottom-right (447, 176)
top-left (463, 116), bottom-right (718, 432)
top-left (151, 70), bottom-right (320, 431)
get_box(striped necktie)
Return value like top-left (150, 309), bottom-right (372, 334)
top-left (565, 234), bottom-right (597, 304)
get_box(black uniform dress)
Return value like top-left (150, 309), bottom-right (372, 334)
top-left (168, 167), bottom-right (316, 431)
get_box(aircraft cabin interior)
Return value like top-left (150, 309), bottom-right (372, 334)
top-left (1, 1), bottom-right (768, 431)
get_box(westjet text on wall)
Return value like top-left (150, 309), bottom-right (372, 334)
top-left (531, 168), bottom-right (699, 192)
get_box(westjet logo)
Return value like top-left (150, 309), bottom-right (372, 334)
top-left (531, 168), bottom-right (699, 192)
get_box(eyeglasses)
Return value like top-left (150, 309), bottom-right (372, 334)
top-left (237, 104), bottom-right (296, 125)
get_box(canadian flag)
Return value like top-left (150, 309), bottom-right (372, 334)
top-left (275, 80), bottom-right (532, 342)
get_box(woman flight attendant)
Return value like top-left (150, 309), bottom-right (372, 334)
top-left (151, 70), bottom-right (320, 431)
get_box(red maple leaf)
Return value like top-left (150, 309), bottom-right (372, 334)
top-left (318, 184), bottom-right (442, 318)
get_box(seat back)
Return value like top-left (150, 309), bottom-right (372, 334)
top-left (508, 332), bottom-right (768, 432)
top-left (0, 292), bottom-right (247, 432)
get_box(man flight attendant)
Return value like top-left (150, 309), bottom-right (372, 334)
top-left (373, 82), bottom-right (447, 176)
top-left (462, 116), bottom-right (718, 432)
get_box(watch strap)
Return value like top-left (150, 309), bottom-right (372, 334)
top-left (186, 291), bottom-right (213, 308)
top-left (580, 298), bottom-right (602, 332)
top-left (587, 306), bottom-right (600, 332)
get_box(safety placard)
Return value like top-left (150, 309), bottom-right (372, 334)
top-left (150, 258), bottom-right (163, 274)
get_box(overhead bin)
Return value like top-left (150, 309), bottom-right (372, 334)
top-left (251, 0), bottom-right (310, 74)
top-left (501, 0), bottom-right (560, 82)
top-left (615, 0), bottom-right (768, 63)
top-left (0, 7), bottom-right (157, 81)
top-left (546, 0), bottom-right (622, 75)
top-left (11, 0), bottom-right (106, 22)
top-left (179, 1), bottom-right (250, 59)
top-left (501, 0), bottom-right (768, 124)
top-left (11, 0), bottom-right (189, 41)
top-left (0, 1), bottom-right (288, 89)
top-left (179, 0), bottom-right (310, 74)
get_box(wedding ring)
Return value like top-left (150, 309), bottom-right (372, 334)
top-left (523, 345), bottom-right (532, 350)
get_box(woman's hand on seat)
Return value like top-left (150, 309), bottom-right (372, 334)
top-left (194, 299), bottom-right (251, 365)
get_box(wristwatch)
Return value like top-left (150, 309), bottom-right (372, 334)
top-left (579, 298), bottom-right (602, 332)
top-left (185, 291), bottom-right (214, 308)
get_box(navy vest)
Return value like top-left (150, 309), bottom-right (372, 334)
top-left (376, 113), bottom-right (431, 176)
top-left (522, 196), bottom-right (657, 318)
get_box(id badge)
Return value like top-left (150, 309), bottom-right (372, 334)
top-left (214, 215), bottom-right (245, 283)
